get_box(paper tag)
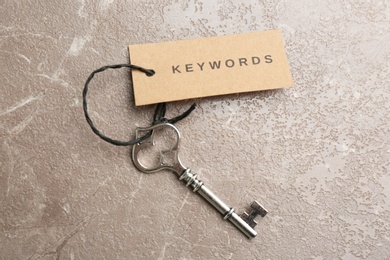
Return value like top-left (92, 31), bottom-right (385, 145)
top-left (129, 30), bottom-right (293, 106)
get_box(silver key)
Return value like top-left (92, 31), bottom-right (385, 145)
top-left (131, 123), bottom-right (267, 238)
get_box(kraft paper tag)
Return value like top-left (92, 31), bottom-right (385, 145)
top-left (129, 30), bottom-right (293, 106)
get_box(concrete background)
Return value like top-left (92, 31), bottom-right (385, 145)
top-left (1, 1), bottom-right (389, 259)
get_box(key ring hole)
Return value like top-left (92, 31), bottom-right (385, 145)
top-left (140, 127), bottom-right (179, 164)
top-left (133, 124), bottom-right (182, 172)
top-left (134, 146), bottom-right (162, 170)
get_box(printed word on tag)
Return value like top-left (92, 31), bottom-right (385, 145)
top-left (172, 55), bottom-right (273, 74)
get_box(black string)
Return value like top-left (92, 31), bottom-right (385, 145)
top-left (152, 102), bottom-right (196, 125)
top-left (83, 64), bottom-right (196, 146)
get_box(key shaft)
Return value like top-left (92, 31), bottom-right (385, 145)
top-left (180, 169), bottom-right (257, 238)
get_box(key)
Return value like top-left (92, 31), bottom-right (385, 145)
top-left (131, 123), bottom-right (267, 238)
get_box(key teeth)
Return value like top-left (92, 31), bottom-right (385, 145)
top-left (241, 212), bottom-right (258, 228)
top-left (251, 201), bottom-right (268, 218)
top-left (241, 201), bottom-right (268, 228)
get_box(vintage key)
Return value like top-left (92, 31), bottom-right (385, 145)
top-left (131, 123), bottom-right (267, 238)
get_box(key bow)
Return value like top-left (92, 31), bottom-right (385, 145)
top-left (132, 123), bottom-right (186, 175)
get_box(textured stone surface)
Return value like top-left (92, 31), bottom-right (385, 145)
top-left (1, 1), bottom-right (389, 259)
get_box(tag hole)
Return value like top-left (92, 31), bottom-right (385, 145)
top-left (147, 70), bottom-right (155, 77)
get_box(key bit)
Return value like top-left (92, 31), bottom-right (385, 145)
top-left (241, 201), bottom-right (268, 228)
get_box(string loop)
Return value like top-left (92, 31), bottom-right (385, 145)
top-left (83, 64), bottom-right (195, 146)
